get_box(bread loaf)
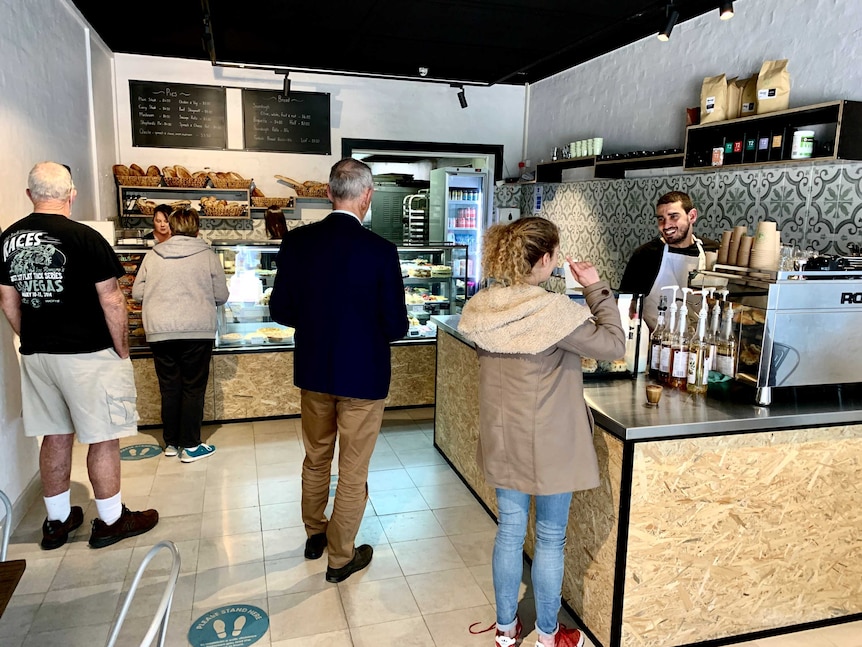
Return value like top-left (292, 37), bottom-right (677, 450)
top-left (146, 165), bottom-right (161, 177)
top-left (112, 164), bottom-right (130, 177)
top-left (175, 165), bottom-right (192, 179)
top-left (128, 164), bottom-right (145, 176)
top-left (162, 166), bottom-right (176, 178)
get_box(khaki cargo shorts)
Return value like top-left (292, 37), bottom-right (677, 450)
top-left (21, 349), bottom-right (139, 444)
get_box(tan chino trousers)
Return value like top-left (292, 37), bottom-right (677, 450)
top-left (300, 388), bottom-right (386, 568)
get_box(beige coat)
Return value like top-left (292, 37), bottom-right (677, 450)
top-left (458, 281), bottom-right (625, 495)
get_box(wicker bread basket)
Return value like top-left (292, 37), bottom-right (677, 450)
top-left (135, 198), bottom-right (157, 215)
top-left (251, 196), bottom-right (295, 208)
top-left (294, 183), bottom-right (329, 198)
top-left (164, 176), bottom-right (208, 188)
top-left (202, 203), bottom-right (247, 218)
top-left (210, 177), bottom-right (253, 189)
top-left (116, 175), bottom-right (161, 187)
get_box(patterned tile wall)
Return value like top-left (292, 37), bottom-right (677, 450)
top-left (494, 161), bottom-right (862, 288)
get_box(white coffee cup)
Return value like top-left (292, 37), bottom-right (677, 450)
top-left (593, 138), bottom-right (604, 155)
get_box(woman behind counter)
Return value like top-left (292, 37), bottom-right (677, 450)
top-left (458, 217), bottom-right (624, 647)
top-left (132, 208), bottom-right (228, 462)
top-left (143, 204), bottom-right (172, 244)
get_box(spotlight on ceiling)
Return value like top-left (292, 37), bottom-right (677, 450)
top-left (418, 66), bottom-right (429, 77)
top-left (451, 83), bottom-right (468, 109)
top-left (657, 6), bottom-right (680, 41)
top-left (719, 1), bottom-right (734, 20)
top-left (282, 72), bottom-right (291, 99)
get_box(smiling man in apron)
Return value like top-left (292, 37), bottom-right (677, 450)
top-left (619, 191), bottom-right (719, 331)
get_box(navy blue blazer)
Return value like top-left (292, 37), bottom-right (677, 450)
top-left (269, 212), bottom-right (408, 400)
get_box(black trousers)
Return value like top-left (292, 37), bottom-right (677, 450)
top-left (150, 339), bottom-right (213, 449)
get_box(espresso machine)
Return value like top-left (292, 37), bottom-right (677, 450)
top-left (697, 258), bottom-right (862, 405)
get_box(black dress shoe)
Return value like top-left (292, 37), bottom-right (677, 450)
top-left (304, 532), bottom-right (327, 560)
top-left (325, 544), bottom-right (373, 583)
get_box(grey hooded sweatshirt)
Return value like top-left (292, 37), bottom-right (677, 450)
top-left (132, 236), bottom-right (229, 342)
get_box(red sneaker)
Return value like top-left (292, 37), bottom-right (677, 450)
top-left (469, 616), bottom-right (522, 646)
top-left (546, 624), bottom-right (584, 647)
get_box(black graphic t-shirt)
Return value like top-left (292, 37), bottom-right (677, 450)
top-left (0, 213), bottom-right (124, 354)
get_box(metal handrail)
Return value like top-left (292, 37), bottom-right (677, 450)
top-left (106, 540), bottom-right (181, 647)
top-left (0, 489), bottom-right (12, 561)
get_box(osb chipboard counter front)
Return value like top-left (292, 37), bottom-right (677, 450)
top-left (132, 341), bottom-right (436, 425)
top-left (432, 318), bottom-right (862, 647)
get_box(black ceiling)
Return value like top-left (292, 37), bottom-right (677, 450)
top-left (70, 0), bottom-right (728, 86)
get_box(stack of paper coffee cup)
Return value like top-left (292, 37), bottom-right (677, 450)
top-left (726, 225), bottom-right (747, 266)
top-left (749, 220), bottom-right (780, 270)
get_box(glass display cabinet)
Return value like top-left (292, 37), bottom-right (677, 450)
top-left (210, 241), bottom-right (469, 347)
top-left (399, 244), bottom-right (469, 338)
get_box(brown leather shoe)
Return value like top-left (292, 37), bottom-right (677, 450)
top-left (88, 505), bottom-right (159, 549)
top-left (325, 544), bottom-right (373, 583)
top-left (304, 532), bottom-right (327, 560)
top-left (40, 506), bottom-right (84, 550)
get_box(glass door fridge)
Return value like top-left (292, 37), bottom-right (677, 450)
top-left (429, 167), bottom-right (488, 296)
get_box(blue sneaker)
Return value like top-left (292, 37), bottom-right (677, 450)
top-left (180, 443), bottom-right (216, 463)
top-left (163, 445), bottom-right (179, 457)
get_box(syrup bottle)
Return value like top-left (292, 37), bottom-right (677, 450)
top-left (659, 285), bottom-right (679, 384)
top-left (715, 301), bottom-right (737, 377)
top-left (687, 291), bottom-right (710, 394)
top-left (668, 287), bottom-right (693, 389)
top-left (649, 295), bottom-right (667, 379)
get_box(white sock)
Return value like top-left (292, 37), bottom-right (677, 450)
top-left (44, 490), bottom-right (71, 522)
top-left (95, 492), bottom-right (122, 525)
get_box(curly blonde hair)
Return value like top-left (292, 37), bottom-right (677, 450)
top-left (482, 217), bottom-right (560, 285)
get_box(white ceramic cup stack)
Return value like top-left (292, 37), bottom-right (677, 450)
top-left (749, 220), bottom-right (780, 270)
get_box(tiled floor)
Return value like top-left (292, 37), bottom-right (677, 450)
top-left (2, 408), bottom-right (860, 647)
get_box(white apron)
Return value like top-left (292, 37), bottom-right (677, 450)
top-left (643, 237), bottom-right (706, 331)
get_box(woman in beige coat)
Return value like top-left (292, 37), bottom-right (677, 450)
top-left (459, 217), bottom-right (624, 647)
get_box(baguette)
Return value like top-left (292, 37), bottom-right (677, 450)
top-left (228, 171), bottom-right (246, 181)
top-left (129, 164), bottom-right (145, 176)
top-left (251, 187), bottom-right (265, 197)
top-left (162, 166), bottom-right (176, 178)
top-left (175, 165), bottom-right (192, 179)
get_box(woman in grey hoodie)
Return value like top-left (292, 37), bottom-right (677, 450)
top-left (132, 209), bottom-right (228, 463)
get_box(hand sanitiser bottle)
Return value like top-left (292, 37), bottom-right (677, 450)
top-left (687, 290), bottom-right (711, 394)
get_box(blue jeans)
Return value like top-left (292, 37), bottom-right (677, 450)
top-left (493, 488), bottom-right (572, 636)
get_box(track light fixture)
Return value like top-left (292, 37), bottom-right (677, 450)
top-left (657, 5), bottom-right (679, 41)
top-left (719, 1), bottom-right (734, 20)
top-left (451, 83), bottom-right (468, 109)
top-left (282, 71), bottom-right (291, 99)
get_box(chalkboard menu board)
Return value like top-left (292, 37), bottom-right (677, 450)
top-left (242, 89), bottom-right (331, 154)
top-left (130, 81), bottom-right (227, 150)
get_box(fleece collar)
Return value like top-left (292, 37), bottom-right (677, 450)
top-left (458, 284), bottom-right (592, 354)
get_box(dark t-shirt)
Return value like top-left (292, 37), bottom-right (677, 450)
top-left (0, 213), bottom-right (123, 354)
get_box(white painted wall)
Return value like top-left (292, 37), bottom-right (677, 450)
top-left (526, 0), bottom-right (862, 163)
top-left (111, 56), bottom-right (526, 207)
top-left (0, 0), bottom-right (111, 521)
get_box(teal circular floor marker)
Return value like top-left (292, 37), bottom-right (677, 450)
top-left (119, 444), bottom-right (162, 461)
top-left (188, 604), bottom-right (269, 647)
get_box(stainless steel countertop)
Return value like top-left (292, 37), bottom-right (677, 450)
top-left (432, 315), bottom-right (862, 441)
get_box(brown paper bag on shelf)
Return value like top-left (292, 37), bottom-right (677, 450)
top-left (738, 74), bottom-right (758, 117)
top-left (756, 60), bottom-right (790, 114)
top-left (701, 74), bottom-right (728, 124)
top-left (726, 76), bottom-right (741, 120)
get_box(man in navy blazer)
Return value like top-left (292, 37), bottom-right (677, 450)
top-left (269, 158), bottom-right (407, 582)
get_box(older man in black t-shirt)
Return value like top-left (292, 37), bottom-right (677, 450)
top-left (0, 162), bottom-right (158, 550)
